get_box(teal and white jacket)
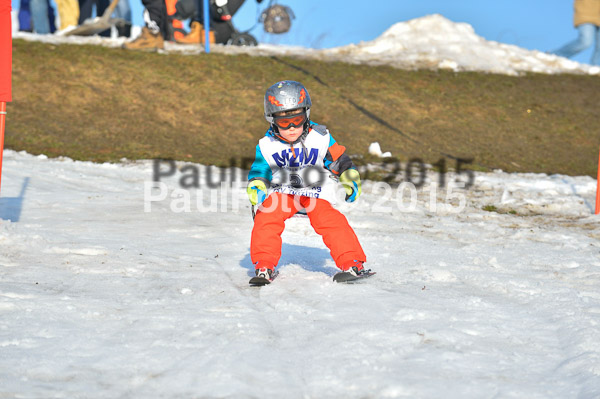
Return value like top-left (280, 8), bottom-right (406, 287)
top-left (248, 121), bottom-right (355, 204)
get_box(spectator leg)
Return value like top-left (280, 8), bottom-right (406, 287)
top-left (30, 0), bottom-right (51, 33)
top-left (553, 23), bottom-right (595, 59)
top-left (592, 25), bottom-right (600, 66)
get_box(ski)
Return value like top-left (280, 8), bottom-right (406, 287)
top-left (249, 270), bottom-right (279, 286)
top-left (333, 269), bottom-right (376, 283)
top-left (249, 269), bottom-right (375, 285)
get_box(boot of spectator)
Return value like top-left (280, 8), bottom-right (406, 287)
top-left (176, 21), bottom-right (215, 44)
top-left (122, 27), bottom-right (164, 51)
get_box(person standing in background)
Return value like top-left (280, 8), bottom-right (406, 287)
top-left (165, 0), bottom-right (185, 41)
top-left (552, 0), bottom-right (600, 65)
top-left (54, 0), bottom-right (79, 30)
top-left (28, 0), bottom-right (57, 33)
top-left (113, 0), bottom-right (132, 37)
top-left (78, 0), bottom-right (110, 36)
top-left (18, 0), bottom-right (33, 31)
top-left (176, 0), bottom-right (259, 45)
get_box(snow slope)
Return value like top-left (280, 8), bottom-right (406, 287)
top-left (1, 150), bottom-right (599, 398)
top-left (11, 14), bottom-right (600, 76)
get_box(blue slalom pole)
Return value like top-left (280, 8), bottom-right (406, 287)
top-left (203, 0), bottom-right (210, 53)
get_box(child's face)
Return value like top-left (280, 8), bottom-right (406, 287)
top-left (278, 124), bottom-right (303, 142)
top-left (273, 109), bottom-right (306, 142)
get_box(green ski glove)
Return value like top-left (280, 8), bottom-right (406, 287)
top-left (247, 180), bottom-right (268, 206)
top-left (339, 169), bottom-right (362, 203)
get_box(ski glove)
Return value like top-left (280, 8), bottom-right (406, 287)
top-left (339, 169), bottom-right (362, 203)
top-left (247, 180), bottom-right (268, 206)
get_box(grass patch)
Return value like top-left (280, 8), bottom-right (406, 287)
top-left (483, 205), bottom-right (520, 215)
top-left (482, 205), bottom-right (499, 212)
top-left (6, 39), bottom-right (600, 176)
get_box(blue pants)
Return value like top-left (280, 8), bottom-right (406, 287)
top-left (18, 0), bottom-right (32, 31)
top-left (553, 23), bottom-right (600, 66)
top-left (113, 0), bottom-right (131, 23)
top-left (27, 0), bottom-right (56, 34)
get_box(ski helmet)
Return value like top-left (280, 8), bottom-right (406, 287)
top-left (264, 80), bottom-right (312, 125)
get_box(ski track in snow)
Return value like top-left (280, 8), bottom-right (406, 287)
top-left (0, 150), bottom-right (599, 398)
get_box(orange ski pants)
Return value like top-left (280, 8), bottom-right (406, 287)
top-left (251, 193), bottom-right (366, 269)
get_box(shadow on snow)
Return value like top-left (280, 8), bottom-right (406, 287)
top-left (240, 243), bottom-right (335, 278)
top-left (0, 177), bottom-right (29, 222)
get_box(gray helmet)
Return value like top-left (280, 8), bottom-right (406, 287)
top-left (264, 80), bottom-right (312, 125)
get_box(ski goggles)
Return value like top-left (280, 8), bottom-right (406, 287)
top-left (273, 112), bottom-right (307, 130)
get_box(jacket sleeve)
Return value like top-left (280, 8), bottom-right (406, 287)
top-left (248, 144), bottom-right (272, 186)
top-left (324, 134), bottom-right (355, 176)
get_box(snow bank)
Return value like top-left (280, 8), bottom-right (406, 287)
top-left (321, 14), bottom-right (600, 76)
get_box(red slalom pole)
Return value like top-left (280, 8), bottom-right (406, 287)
top-left (0, 101), bottom-right (5, 195)
top-left (596, 145), bottom-right (600, 215)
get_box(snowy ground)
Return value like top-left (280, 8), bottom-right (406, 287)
top-left (1, 150), bottom-right (599, 398)
top-left (11, 14), bottom-right (600, 76)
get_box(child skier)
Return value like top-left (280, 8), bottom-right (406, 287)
top-left (247, 80), bottom-right (367, 282)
